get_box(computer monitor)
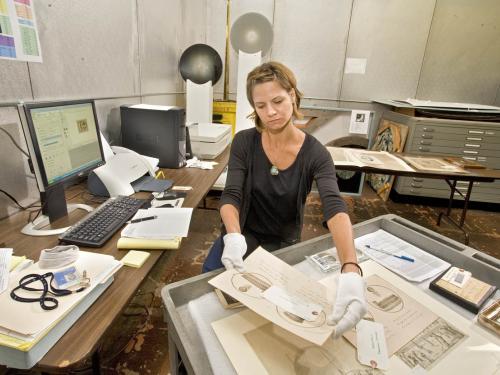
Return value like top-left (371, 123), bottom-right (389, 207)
top-left (20, 99), bottom-right (105, 225)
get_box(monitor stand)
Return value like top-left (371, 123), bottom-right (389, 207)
top-left (21, 185), bottom-right (93, 237)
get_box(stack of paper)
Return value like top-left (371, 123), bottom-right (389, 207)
top-left (0, 251), bottom-right (122, 368)
top-left (117, 208), bottom-right (193, 250)
top-left (327, 147), bottom-right (415, 171)
top-left (354, 229), bottom-right (450, 282)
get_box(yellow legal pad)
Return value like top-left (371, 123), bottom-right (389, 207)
top-left (117, 237), bottom-right (182, 250)
top-left (121, 250), bottom-right (151, 268)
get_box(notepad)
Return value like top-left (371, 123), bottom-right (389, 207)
top-left (121, 250), bottom-right (151, 268)
top-left (117, 237), bottom-right (182, 250)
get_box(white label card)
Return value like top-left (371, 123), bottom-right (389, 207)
top-left (262, 285), bottom-right (323, 322)
top-left (441, 267), bottom-right (471, 288)
top-left (356, 320), bottom-right (389, 370)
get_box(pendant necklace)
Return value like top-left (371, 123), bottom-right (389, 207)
top-left (270, 165), bottom-right (279, 176)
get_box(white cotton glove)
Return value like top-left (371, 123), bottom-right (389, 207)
top-left (327, 272), bottom-right (367, 339)
top-left (222, 233), bottom-right (247, 272)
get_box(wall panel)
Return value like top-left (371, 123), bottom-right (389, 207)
top-left (0, 61), bottom-right (32, 102)
top-left (0, 107), bottom-right (39, 219)
top-left (28, 0), bottom-right (139, 101)
top-left (341, 0), bottom-right (435, 101)
top-left (272, 0), bottom-right (352, 100)
top-left (417, 0), bottom-right (500, 104)
top-left (139, 0), bottom-right (183, 95)
top-left (94, 97), bottom-right (141, 146)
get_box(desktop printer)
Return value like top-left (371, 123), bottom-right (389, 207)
top-left (189, 123), bottom-right (231, 159)
top-left (120, 104), bottom-right (188, 168)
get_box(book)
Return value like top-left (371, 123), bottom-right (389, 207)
top-left (429, 266), bottom-right (497, 313)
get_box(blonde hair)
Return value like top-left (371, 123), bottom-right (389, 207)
top-left (246, 61), bottom-right (303, 131)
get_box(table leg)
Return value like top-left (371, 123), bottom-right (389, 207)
top-left (437, 180), bottom-right (473, 245)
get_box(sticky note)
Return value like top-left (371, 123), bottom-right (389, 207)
top-left (121, 250), bottom-right (150, 268)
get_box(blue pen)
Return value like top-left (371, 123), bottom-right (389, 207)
top-left (365, 245), bottom-right (415, 263)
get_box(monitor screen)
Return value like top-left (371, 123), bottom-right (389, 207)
top-left (23, 100), bottom-right (104, 190)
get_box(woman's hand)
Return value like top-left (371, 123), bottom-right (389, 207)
top-left (221, 233), bottom-right (247, 272)
top-left (327, 272), bottom-right (367, 339)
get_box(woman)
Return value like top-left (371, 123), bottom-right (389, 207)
top-left (203, 61), bottom-right (366, 338)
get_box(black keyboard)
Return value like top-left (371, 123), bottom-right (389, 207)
top-left (59, 196), bottom-right (146, 247)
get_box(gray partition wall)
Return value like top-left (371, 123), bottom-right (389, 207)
top-left (1, 0), bottom-right (500, 218)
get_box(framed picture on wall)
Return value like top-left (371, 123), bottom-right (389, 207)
top-left (366, 119), bottom-right (409, 201)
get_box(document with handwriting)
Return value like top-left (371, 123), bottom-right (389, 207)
top-left (209, 247), bottom-right (334, 345)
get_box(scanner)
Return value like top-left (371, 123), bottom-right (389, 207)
top-left (87, 146), bottom-right (172, 197)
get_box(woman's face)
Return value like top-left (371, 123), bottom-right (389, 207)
top-left (252, 80), bottom-right (294, 132)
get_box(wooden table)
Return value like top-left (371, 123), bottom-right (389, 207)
top-left (0, 148), bottom-right (229, 374)
top-left (335, 152), bottom-right (500, 244)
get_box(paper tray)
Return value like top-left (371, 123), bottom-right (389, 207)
top-left (0, 276), bottom-right (114, 369)
top-left (161, 214), bottom-right (500, 375)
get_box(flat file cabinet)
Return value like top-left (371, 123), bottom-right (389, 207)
top-left (384, 111), bottom-right (500, 203)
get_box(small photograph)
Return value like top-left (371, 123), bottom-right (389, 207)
top-left (77, 119), bottom-right (89, 133)
top-left (355, 113), bottom-right (366, 122)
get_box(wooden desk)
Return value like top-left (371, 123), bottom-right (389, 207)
top-left (335, 152), bottom-right (500, 244)
top-left (0, 148), bottom-right (229, 373)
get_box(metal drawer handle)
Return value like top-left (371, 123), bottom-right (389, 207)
top-left (468, 130), bottom-right (484, 134)
top-left (466, 137), bottom-right (482, 141)
top-left (421, 134), bottom-right (434, 139)
top-left (411, 183), bottom-right (423, 188)
top-left (422, 128), bottom-right (435, 132)
top-left (485, 131), bottom-right (495, 135)
top-left (412, 178), bottom-right (423, 182)
top-left (464, 144), bottom-right (480, 148)
top-left (463, 156), bottom-right (477, 160)
top-left (463, 150), bottom-right (478, 154)
top-left (420, 141), bottom-right (432, 145)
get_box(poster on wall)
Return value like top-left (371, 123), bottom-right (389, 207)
top-left (0, 0), bottom-right (42, 62)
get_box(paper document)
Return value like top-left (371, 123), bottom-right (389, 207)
top-left (327, 147), bottom-right (414, 171)
top-left (349, 110), bottom-right (370, 135)
top-left (344, 274), bottom-right (438, 356)
top-left (355, 229), bottom-right (450, 282)
top-left (209, 247), bottom-right (335, 345)
top-left (403, 98), bottom-right (500, 111)
top-left (0, 251), bottom-right (121, 339)
top-left (0, 248), bottom-right (13, 294)
top-left (121, 208), bottom-right (193, 239)
top-left (403, 156), bottom-right (466, 173)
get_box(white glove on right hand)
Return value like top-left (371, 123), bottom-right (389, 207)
top-left (222, 233), bottom-right (247, 272)
top-left (327, 272), bottom-right (367, 339)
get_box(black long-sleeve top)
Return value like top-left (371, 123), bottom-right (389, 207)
top-left (220, 127), bottom-right (347, 247)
